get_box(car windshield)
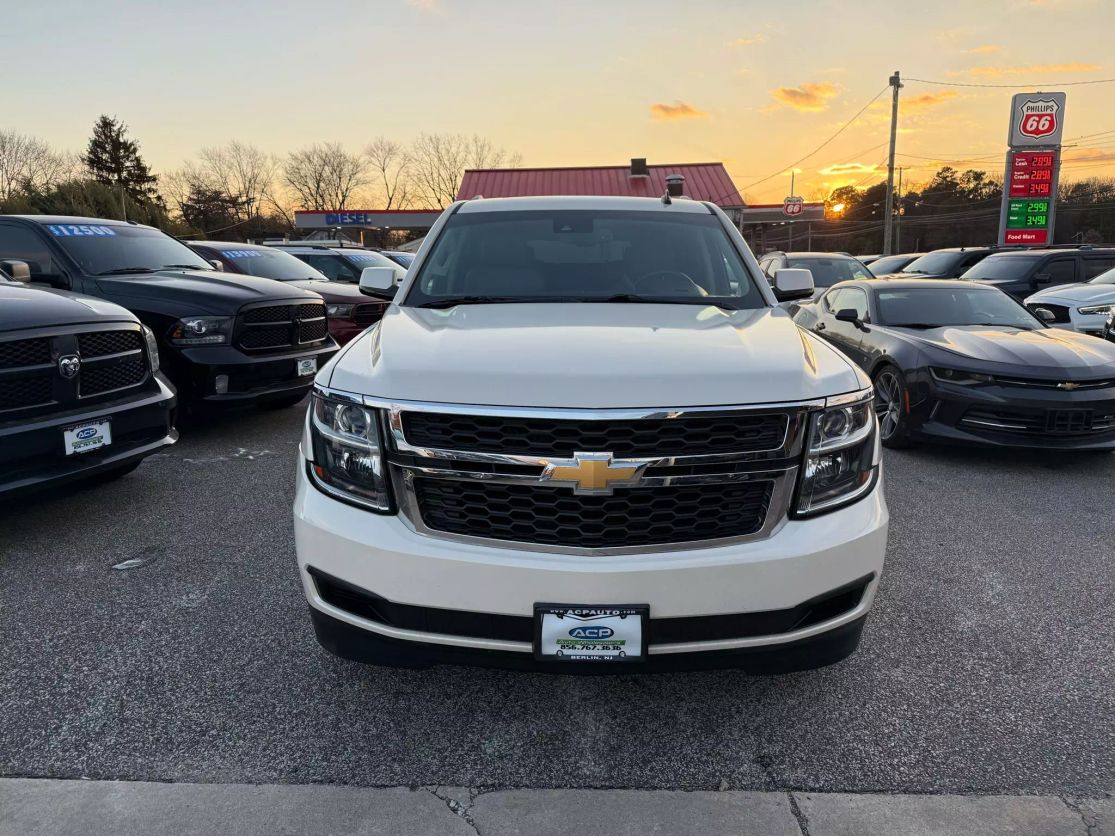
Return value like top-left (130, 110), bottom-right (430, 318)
top-left (211, 247), bottom-right (327, 281)
top-left (960, 255), bottom-right (1042, 280)
top-left (385, 252), bottom-right (414, 267)
top-left (46, 224), bottom-right (212, 275)
top-left (869, 255), bottom-right (917, 275)
top-left (901, 251), bottom-right (965, 275)
top-left (403, 209), bottom-right (764, 309)
top-left (877, 287), bottom-right (1041, 329)
top-left (788, 256), bottom-right (871, 288)
top-left (341, 250), bottom-right (406, 277)
top-left (1088, 266), bottom-right (1115, 285)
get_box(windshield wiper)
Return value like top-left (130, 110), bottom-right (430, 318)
top-left (891, 322), bottom-right (944, 329)
top-left (598, 293), bottom-right (741, 308)
top-left (973, 322), bottom-right (1032, 330)
top-left (161, 264), bottom-right (211, 270)
top-left (414, 295), bottom-right (576, 309)
top-left (95, 267), bottom-right (157, 275)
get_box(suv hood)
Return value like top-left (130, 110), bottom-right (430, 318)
top-left (95, 269), bottom-right (322, 315)
top-left (1026, 282), bottom-right (1115, 305)
top-left (0, 284), bottom-right (134, 331)
top-left (893, 324), bottom-right (1115, 374)
top-left (326, 303), bottom-right (865, 408)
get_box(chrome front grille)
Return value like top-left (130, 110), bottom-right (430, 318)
top-left (381, 400), bottom-right (812, 555)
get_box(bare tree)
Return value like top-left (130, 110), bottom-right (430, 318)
top-left (364, 138), bottom-right (413, 210)
top-left (198, 141), bottom-right (283, 220)
top-left (282, 142), bottom-right (369, 210)
top-left (408, 133), bottom-right (521, 208)
top-left (0, 131), bottom-right (70, 201)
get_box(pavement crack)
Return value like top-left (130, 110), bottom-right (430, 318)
top-left (424, 785), bottom-right (482, 835)
top-left (787, 791), bottom-right (811, 836)
top-left (1060, 795), bottom-right (1099, 836)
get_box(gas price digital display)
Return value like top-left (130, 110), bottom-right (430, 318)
top-left (1003, 150), bottom-right (1059, 244)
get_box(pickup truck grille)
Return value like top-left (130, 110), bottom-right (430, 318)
top-left (235, 303), bottom-right (328, 352)
top-left (386, 403), bottom-right (808, 554)
top-left (0, 326), bottom-right (149, 415)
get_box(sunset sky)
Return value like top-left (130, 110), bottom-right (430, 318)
top-left (6, 0), bottom-right (1114, 205)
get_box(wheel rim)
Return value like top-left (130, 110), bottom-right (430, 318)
top-left (874, 372), bottom-right (902, 439)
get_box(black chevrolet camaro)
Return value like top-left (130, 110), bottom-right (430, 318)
top-left (793, 278), bottom-right (1115, 449)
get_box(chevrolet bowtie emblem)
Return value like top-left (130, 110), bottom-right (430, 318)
top-left (542, 452), bottom-right (645, 495)
top-left (1057, 381), bottom-right (1080, 391)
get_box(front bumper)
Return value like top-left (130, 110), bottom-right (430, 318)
top-left (293, 458), bottom-right (888, 670)
top-left (0, 375), bottom-right (177, 496)
top-left (165, 341), bottom-right (338, 403)
top-left (906, 373), bottom-right (1115, 449)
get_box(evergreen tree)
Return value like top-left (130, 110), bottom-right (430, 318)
top-left (83, 115), bottom-right (160, 205)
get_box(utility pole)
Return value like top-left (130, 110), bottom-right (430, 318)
top-left (894, 167), bottom-right (903, 252)
top-left (882, 70), bottom-right (902, 255)
top-left (787, 170), bottom-right (795, 251)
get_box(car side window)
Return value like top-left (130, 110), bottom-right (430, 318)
top-left (0, 224), bottom-right (54, 276)
top-left (1045, 259), bottom-right (1076, 284)
top-left (823, 288), bottom-right (845, 313)
top-left (1082, 258), bottom-right (1115, 280)
top-left (843, 288), bottom-right (870, 321)
top-left (301, 254), bottom-right (357, 282)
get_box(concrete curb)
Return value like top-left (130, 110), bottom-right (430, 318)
top-left (1, 778), bottom-right (1111, 835)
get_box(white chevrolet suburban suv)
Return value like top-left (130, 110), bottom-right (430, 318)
top-left (294, 195), bottom-right (888, 673)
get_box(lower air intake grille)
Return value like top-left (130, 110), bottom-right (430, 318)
top-left (413, 478), bottom-right (773, 548)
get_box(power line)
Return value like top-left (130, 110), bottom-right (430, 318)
top-left (906, 76), bottom-right (1115, 89)
top-left (726, 85), bottom-right (890, 204)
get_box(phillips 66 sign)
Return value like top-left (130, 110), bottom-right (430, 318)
top-left (1009, 92), bottom-right (1066, 147)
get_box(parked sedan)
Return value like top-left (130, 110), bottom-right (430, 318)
top-left (1024, 265), bottom-right (1115, 337)
top-left (794, 277), bottom-right (1115, 450)
top-left (188, 242), bottom-right (391, 345)
top-left (757, 251), bottom-right (872, 303)
top-left (867, 253), bottom-right (925, 277)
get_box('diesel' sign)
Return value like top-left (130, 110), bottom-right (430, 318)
top-left (998, 92), bottom-right (1065, 246)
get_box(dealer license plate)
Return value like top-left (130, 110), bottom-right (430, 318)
top-left (534, 605), bottom-right (647, 662)
top-left (296, 357), bottom-right (317, 377)
top-left (63, 418), bottom-right (112, 456)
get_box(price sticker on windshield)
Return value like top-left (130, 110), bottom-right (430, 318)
top-left (47, 224), bottom-right (117, 237)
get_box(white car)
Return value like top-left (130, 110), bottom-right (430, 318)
top-left (293, 195), bottom-right (888, 673)
top-left (1025, 267), bottom-right (1115, 336)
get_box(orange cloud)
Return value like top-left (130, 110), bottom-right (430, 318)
top-left (649, 101), bottom-right (708, 121)
top-left (819, 162), bottom-right (879, 176)
top-left (903, 91), bottom-right (960, 112)
top-left (733, 34), bottom-right (767, 46)
top-left (964, 44), bottom-right (1003, 54)
top-left (970, 62), bottom-right (1101, 77)
top-left (768, 82), bottom-right (839, 112)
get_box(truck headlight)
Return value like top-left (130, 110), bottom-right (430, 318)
top-left (1078, 304), bottom-right (1113, 315)
top-left (166, 316), bottom-right (232, 346)
top-left (141, 325), bottom-right (160, 373)
top-left (795, 389), bottom-right (878, 516)
top-left (326, 304), bottom-right (354, 318)
top-left (307, 391), bottom-right (392, 512)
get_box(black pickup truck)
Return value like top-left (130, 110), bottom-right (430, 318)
top-left (0, 261), bottom-right (177, 495)
top-left (0, 216), bottom-right (338, 408)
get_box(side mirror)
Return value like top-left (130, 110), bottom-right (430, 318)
top-left (208, 259), bottom-right (224, 272)
top-left (1033, 272), bottom-right (1052, 285)
top-left (772, 268), bottom-right (814, 302)
top-left (835, 308), bottom-right (866, 328)
top-left (1032, 307), bottom-right (1056, 323)
top-left (0, 260), bottom-right (31, 283)
top-left (359, 266), bottom-right (398, 299)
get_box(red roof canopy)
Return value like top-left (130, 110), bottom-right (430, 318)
top-left (456, 163), bottom-right (743, 207)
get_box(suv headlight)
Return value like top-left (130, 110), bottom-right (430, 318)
top-left (141, 325), bottom-right (160, 373)
top-left (795, 389), bottom-right (878, 516)
top-left (166, 316), bottom-right (232, 346)
top-left (307, 391), bottom-right (392, 512)
top-left (326, 304), bottom-right (354, 318)
top-left (1078, 304), bottom-right (1113, 315)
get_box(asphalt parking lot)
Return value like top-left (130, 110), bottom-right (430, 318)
top-left (1, 400), bottom-right (1112, 797)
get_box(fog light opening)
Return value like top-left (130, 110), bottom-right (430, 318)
top-left (214, 374), bottom-right (229, 395)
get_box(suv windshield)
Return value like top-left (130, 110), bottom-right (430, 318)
top-left (1088, 267), bottom-right (1115, 285)
top-left (212, 247), bottom-right (327, 281)
top-left (901, 251), bottom-right (966, 275)
top-left (403, 209), bottom-right (763, 309)
top-left (291, 249), bottom-right (404, 283)
top-left (877, 287), bottom-right (1041, 329)
top-left (787, 256), bottom-right (871, 288)
top-left (46, 224), bottom-right (212, 275)
top-left (868, 254), bottom-right (917, 275)
top-left (960, 255), bottom-right (1042, 281)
